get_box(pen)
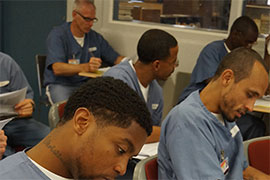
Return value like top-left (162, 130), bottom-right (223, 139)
top-left (89, 50), bottom-right (95, 57)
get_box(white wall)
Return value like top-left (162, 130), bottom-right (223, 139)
top-left (67, 0), bottom-right (267, 118)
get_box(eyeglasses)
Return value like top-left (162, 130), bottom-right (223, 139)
top-left (75, 11), bottom-right (98, 23)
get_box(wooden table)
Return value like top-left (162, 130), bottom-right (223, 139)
top-left (253, 98), bottom-right (270, 113)
top-left (78, 71), bottom-right (104, 78)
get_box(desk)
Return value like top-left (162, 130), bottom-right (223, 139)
top-left (78, 71), bottom-right (104, 78)
top-left (254, 98), bottom-right (270, 113)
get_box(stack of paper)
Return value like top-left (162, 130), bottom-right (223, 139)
top-left (134, 142), bottom-right (159, 160)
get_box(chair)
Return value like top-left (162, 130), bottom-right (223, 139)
top-left (48, 100), bottom-right (67, 129)
top-left (35, 55), bottom-right (51, 119)
top-left (133, 154), bottom-right (158, 180)
top-left (243, 136), bottom-right (270, 174)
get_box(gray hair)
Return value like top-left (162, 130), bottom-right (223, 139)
top-left (73, 0), bottom-right (95, 11)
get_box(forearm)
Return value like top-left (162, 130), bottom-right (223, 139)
top-left (52, 62), bottom-right (90, 76)
top-left (114, 56), bottom-right (125, 65)
top-left (145, 126), bottom-right (160, 143)
top-left (243, 166), bottom-right (270, 180)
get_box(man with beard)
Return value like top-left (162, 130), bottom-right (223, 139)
top-left (158, 47), bottom-right (270, 179)
top-left (0, 77), bottom-right (152, 180)
top-left (44, 0), bottom-right (124, 104)
top-left (178, 16), bottom-right (270, 140)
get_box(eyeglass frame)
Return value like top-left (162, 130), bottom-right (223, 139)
top-left (74, 10), bottom-right (98, 23)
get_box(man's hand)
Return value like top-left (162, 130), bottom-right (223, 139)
top-left (14, 99), bottom-right (34, 118)
top-left (0, 130), bottom-right (7, 159)
top-left (88, 57), bottom-right (102, 72)
top-left (243, 166), bottom-right (270, 180)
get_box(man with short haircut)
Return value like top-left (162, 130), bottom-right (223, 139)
top-left (178, 16), bottom-right (270, 140)
top-left (158, 47), bottom-right (270, 180)
top-left (104, 29), bottom-right (179, 144)
top-left (0, 77), bottom-right (152, 179)
top-left (44, 0), bottom-right (124, 104)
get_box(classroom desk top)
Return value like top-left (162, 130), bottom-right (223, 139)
top-left (253, 97), bottom-right (270, 113)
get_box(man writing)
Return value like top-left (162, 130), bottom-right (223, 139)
top-left (44, 0), bottom-right (124, 104)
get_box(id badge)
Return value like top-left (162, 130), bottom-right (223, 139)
top-left (152, 104), bottom-right (159, 110)
top-left (220, 157), bottom-right (229, 175)
top-left (68, 59), bottom-right (80, 64)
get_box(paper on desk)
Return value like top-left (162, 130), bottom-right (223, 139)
top-left (0, 117), bottom-right (15, 129)
top-left (99, 67), bottom-right (110, 72)
top-left (134, 142), bottom-right (159, 160)
top-left (254, 98), bottom-right (270, 108)
top-left (0, 87), bottom-right (27, 116)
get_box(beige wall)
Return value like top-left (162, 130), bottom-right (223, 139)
top-left (67, 0), bottom-right (267, 119)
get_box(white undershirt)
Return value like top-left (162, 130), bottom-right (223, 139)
top-left (224, 42), bottom-right (230, 53)
top-left (74, 36), bottom-right (85, 47)
top-left (129, 60), bottom-right (149, 102)
top-left (28, 157), bottom-right (72, 180)
top-left (211, 112), bottom-right (225, 126)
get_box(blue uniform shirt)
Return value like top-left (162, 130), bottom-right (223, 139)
top-left (158, 90), bottom-right (248, 180)
top-left (0, 52), bottom-right (33, 99)
top-left (179, 40), bottom-right (228, 103)
top-left (0, 151), bottom-right (50, 179)
top-left (104, 60), bottom-right (163, 126)
top-left (44, 22), bottom-right (120, 86)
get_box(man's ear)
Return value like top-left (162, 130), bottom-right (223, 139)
top-left (152, 60), bottom-right (160, 71)
top-left (72, 10), bottom-right (77, 19)
top-left (221, 69), bottom-right (234, 86)
top-left (73, 107), bottom-right (94, 135)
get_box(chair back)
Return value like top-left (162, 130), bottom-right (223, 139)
top-left (133, 155), bottom-right (158, 180)
top-left (48, 100), bottom-right (67, 129)
top-left (243, 136), bottom-right (270, 174)
top-left (35, 55), bottom-right (46, 97)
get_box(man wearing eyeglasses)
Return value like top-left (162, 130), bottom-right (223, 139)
top-left (44, 0), bottom-right (124, 104)
top-left (178, 16), bottom-right (270, 141)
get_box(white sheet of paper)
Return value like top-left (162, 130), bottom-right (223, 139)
top-left (0, 117), bottom-right (15, 129)
top-left (99, 67), bottom-right (110, 72)
top-left (0, 87), bottom-right (27, 114)
top-left (255, 98), bottom-right (270, 108)
top-left (134, 142), bottom-right (159, 160)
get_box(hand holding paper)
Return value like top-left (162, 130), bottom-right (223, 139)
top-left (15, 99), bottom-right (34, 118)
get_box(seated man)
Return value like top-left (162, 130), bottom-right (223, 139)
top-left (0, 130), bottom-right (7, 159)
top-left (0, 77), bottom-right (152, 179)
top-left (158, 47), bottom-right (270, 179)
top-left (44, 0), bottom-right (124, 104)
top-left (0, 52), bottom-right (50, 157)
top-left (104, 29), bottom-right (179, 143)
top-left (178, 16), bottom-right (270, 140)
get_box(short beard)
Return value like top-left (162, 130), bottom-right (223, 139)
top-left (221, 111), bottom-right (238, 123)
top-left (221, 92), bottom-right (237, 123)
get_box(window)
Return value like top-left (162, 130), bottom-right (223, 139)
top-left (243, 0), bottom-right (270, 35)
top-left (114, 0), bottom-right (231, 31)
